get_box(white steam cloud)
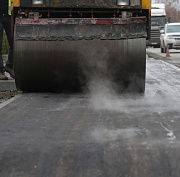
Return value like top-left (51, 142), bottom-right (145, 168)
top-left (88, 57), bottom-right (180, 114)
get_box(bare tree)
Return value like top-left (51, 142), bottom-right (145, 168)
top-left (154, 0), bottom-right (180, 22)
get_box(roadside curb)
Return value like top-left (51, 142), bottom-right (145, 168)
top-left (0, 79), bottom-right (17, 92)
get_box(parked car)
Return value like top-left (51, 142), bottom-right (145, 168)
top-left (160, 23), bottom-right (180, 53)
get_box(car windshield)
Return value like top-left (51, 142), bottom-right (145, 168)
top-left (166, 25), bottom-right (180, 33)
top-left (151, 16), bottom-right (166, 26)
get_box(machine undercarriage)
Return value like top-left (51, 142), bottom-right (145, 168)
top-left (13, 0), bottom-right (150, 92)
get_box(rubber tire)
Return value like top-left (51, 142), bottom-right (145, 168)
top-left (163, 42), bottom-right (166, 53)
top-left (160, 44), bottom-right (164, 53)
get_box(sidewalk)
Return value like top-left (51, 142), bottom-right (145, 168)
top-left (0, 55), bottom-right (17, 92)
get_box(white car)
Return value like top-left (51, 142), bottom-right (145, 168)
top-left (160, 23), bottom-right (180, 53)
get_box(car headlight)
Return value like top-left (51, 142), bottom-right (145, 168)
top-left (117, 0), bottom-right (130, 5)
top-left (32, 0), bottom-right (44, 5)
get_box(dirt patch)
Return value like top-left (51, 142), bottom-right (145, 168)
top-left (0, 91), bottom-right (22, 103)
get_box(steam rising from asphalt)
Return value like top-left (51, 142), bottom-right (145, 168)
top-left (91, 127), bottom-right (140, 143)
top-left (88, 57), bottom-right (180, 114)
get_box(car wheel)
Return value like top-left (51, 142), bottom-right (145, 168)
top-left (160, 44), bottom-right (164, 53)
top-left (163, 42), bottom-right (166, 53)
top-left (164, 45), bottom-right (167, 53)
top-left (154, 45), bottom-right (159, 48)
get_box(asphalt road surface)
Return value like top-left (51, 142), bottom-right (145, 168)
top-left (1, 53), bottom-right (180, 177)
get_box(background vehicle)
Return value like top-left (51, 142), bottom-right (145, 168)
top-left (11, 0), bottom-right (151, 93)
top-left (146, 3), bottom-right (166, 48)
top-left (160, 23), bottom-right (180, 53)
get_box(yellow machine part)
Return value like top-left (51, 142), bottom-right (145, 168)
top-left (142, 0), bottom-right (151, 38)
top-left (11, 0), bottom-right (20, 7)
top-left (12, 0), bottom-right (151, 9)
top-left (142, 0), bottom-right (151, 10)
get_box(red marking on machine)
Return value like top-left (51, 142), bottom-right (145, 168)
top-left (96, 19), bottom-right (114, 24)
